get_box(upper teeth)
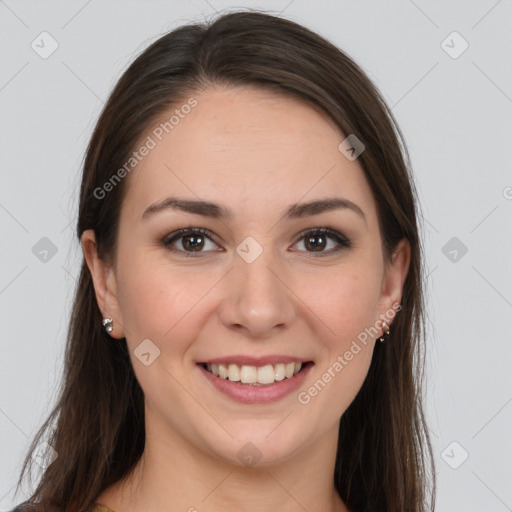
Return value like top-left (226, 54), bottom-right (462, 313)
top-left (206, 362), bottom-right (302, 384)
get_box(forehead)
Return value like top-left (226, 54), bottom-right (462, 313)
top-left (122, 86), bottom-right (377, 225)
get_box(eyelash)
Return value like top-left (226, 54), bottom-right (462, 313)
top-left (161, 227), bottom-right (351, 258)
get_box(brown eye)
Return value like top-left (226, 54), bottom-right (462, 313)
top-left (162, 228), bottom-right (221, 257)
top-left (293, 228), bottom-right (351, 256)
top-left (180, 233), bottom-right (206, 251)
top-left (304, 233), bottom-right (328, 252)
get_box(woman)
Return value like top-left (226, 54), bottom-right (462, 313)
top-left (12, 10), bottom-right (435, 512)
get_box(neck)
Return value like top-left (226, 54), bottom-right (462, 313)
top-left (96, 405), bottom-right (350, 512)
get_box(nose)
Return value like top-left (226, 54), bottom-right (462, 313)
top-left (218, 243), bottom-right (296, 338)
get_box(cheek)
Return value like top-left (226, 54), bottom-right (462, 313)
top-left (115, 259), bottom-right (208, 397)
top-left (297, 268), bottom-right (379, 415)
top-left (295, 262), bottom-right (382, 342)
top-left (116, 254), bottom-right (222, 353)
top-left (116, 255), bottom-right (185, 339)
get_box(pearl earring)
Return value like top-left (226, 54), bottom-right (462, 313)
top-left (102, 318), bottom-right (113, 334)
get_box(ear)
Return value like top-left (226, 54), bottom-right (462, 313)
top-left (81, 229), bottom-right (125, 339)
top-left (377, 238), bottom-right (410, 331)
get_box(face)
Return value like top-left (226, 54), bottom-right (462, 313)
top-left (83, 85), bottom-right (409, 467)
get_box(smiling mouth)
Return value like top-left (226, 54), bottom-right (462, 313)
top-left (199, 361), bottom-right (313, 386)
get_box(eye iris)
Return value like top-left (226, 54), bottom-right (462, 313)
top-left (305, 234), bottom-right (326, 252)
top-left (183, 234), bottom-right (204, 251)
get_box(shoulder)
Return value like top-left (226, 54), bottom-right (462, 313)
top-left (7, 503), bottom-right (66, 512)
top-left (7, 502), bottom-right (38, 512)
top-left (7, 502), bottom-right (108, 512)
top-left (7, 503), bottom-right (41, 512)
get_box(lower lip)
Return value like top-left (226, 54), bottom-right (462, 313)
top-left (197, 362), bottom-right (313, 404)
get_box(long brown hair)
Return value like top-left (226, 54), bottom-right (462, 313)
top-left (14, 10), bottom-right (435, 512)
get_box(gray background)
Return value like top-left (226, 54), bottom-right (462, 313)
top-left (1, 0), bottom-right (511, 510)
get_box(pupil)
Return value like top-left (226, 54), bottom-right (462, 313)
top-left (306, 235), bottom-right (325, 252)
top-left (184, 235), bottom-right (204, 251)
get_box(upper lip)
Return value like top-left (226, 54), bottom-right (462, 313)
top-left (197, 355), bottom-right (312, 366)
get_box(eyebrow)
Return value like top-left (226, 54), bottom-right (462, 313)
top-left (141, 196), bottom-right (366, 223)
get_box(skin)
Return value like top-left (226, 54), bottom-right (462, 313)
top-left (82, 85), bottom-right (410, 512)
